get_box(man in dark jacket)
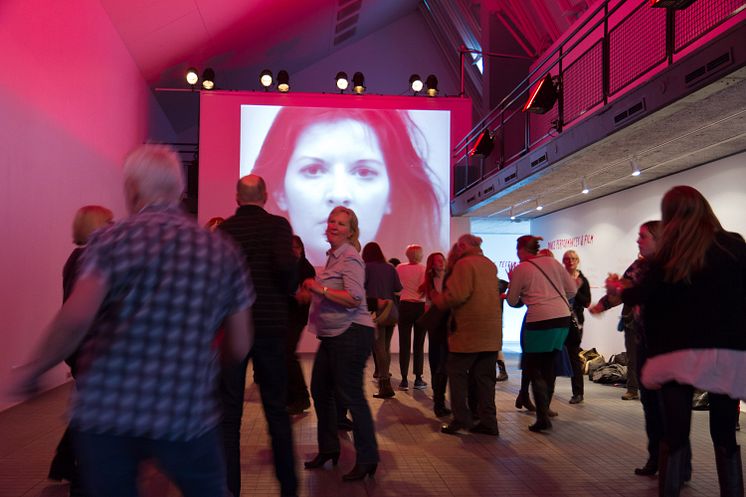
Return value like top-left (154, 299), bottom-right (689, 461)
top-left (220, 174), bottom-right (298, 497)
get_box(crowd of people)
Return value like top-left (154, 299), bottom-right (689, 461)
top-left (8, 144), bottom-right (745, 497)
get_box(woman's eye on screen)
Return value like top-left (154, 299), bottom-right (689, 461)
top-left (351, 163), bottom-right (381, 180)
top-left (298, 162), bottom-right (327, 178)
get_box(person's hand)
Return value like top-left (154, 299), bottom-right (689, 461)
top-left (588, 302), bottom-right (604, 315)
top-left (302, 278), bottom-right (318, 293)
top-left (7, 364), bottom-right (42, 400)
top-left (295, 287), bottom-right (312, 304)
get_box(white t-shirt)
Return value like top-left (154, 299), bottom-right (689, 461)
top-left (396, 263), bottom-right (426, 302)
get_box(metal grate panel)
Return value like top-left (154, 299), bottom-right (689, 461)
top-left (609, 1), bottom-right (666, 95)
top-left (563, 41), bottom-right (604, 125)
top-left (675, 0), bottom-right (746, 52)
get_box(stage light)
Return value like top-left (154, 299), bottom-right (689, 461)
top-left (335, 72), bottom-right (349, 92)
top-left (630, 159), bottom-right (641, 177)
top-left (409, 74), bottom-right (423, 94)
top-left (425, 74), bottom-right (438, 97)
top-left (352, 72), bottom-right (365, 94)
top-left (469, 129), bottom-right (494, 157)
top-left (186, 67), bottom-right (199, 86)
top-left (536, 200), bottom-right (543, 211)
top-left (277, 70), bottom-right (290, 93)
top-left (581, 178), bottom-right (590, 194)
top-left (509, 207), bottom-right (516, 220)
top-left (259, 69), bottom-right (273, 89)
top-left (202, 68), bottom-right (215, 90)
top-left (523, 74), bottom-right (558, 114)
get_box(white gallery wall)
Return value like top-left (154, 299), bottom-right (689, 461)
top-left (530, 151), bottom-right (746, 358)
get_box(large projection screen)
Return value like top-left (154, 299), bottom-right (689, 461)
top-left (199, 91), bottom-right (471, 266)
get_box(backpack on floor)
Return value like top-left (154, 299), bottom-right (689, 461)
top-left (590, 363), bottom-right (627, 384)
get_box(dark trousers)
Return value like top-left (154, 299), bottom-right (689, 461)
top-left (74, 427), bottom-right (226, 497)
top-left (524, 351), bottom-right (557, 422)
top-left (398, 301), bottom-right (426, 378)
top-left (311, 323), bottom-right (379, 464)
top-left (286, 318), bottom-right (310, 407)
top-left (624, 326), bottom-right (639, 392)
top-left (221, 333), bottom-right (297, 497)
top-left (637, 342), bottom-right (663, 464)
top-left (447, 351), bottom-right (498, 431)
top-left (565, 325), bottom-right (584, 396)
top-left (660, 381), bottom-right (739, 452)
top-left (373, 324), bottom-right (395, 379)
top-left (428, 320), bottom-right (449, 407)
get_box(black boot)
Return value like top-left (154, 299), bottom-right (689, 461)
top-left (714, 445), bottom-right (744, 497)
top-left (658, 443), bottom-right (687, 497)
top-left (497, 360), bottom-right (508, 382)
top-left (373, 378), bottom-right (395, 399)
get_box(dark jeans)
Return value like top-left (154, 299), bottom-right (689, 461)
top-left (524, 351), bottom-right (557, 422)
top-left (398, 301), bottom-right (426, 379)
top-left (659, 381), bottom-right (739, 452)
top-left (427, 319), bottom-right (449, 407)
top-left (221, 333), bottom-right (297, 497)
top-left (286, 318), bottom-right (310, 407)
top-left (311, 323), bottom-right (379, 464)
top-left (74, 427), bottom-right (226, 497)
top-left (565, 324), bottom-right (584, 396)
top-left (447, 351), bottom-right (498, 431)
top-left (637, 342), bottom-right (663, 464)
top-left (624, 325), bottom-right (639, 392)
top-left (373, 324), bottom-right (395, 379)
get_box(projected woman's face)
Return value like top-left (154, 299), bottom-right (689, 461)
top-left (278, 119), bottom-right (391, 264)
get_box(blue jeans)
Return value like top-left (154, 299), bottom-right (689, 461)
top-left (74, 427), bottom-right (226, 497)
top-left (311, 323), bottom-right (379, 464)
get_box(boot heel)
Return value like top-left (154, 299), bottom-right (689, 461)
top-left (304, 452), bottom-right (340, 469)
top-left (342, 463), bottom-right (377, 481)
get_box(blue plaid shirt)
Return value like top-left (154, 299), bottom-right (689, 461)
top-left (70, 204), bottom-right (254, 441)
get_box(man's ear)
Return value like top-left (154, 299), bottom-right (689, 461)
top-left (274, 190), bottom-right (288, 210)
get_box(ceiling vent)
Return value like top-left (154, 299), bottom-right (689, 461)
top-left (614, 99), bottom-right (646, 126)
top-left (334, 0), bottom-right (362, 46)
top-left (530, 154), bottom-right (548, 168)
top-left (685, 51), bottom-right (732, 86)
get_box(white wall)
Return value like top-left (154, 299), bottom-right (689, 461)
top-left (0, 0), bottom-right (152, 410)
top-left (530, 152), bottom-right (746, 358)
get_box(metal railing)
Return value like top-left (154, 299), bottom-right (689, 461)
top-left (452, 0), bottom-right (746, 196)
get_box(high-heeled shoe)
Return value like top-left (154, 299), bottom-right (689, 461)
top-left (528, 419), bottom-right (552, 432)
top-left (515, 391), bottom-right (536, 412)
top-left (342, 463), bottom-right (377, 481)
top-left (304, 452), bottom-right (340, 469)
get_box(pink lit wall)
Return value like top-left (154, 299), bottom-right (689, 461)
top-left (0, 0), bottom-right (154, 410)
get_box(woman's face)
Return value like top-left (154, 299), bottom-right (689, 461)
top-left (432, 254), bottom-right (445, 272)
top-left (637, 226), bottom-right (657, 258)
top-left (279, 119), bottom-right (391, 263)
top-left (562, 252), bottom-right (579, 273)
top-left (325, 211), bottom-right (353, 249)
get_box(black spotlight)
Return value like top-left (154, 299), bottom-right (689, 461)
top-left (202, 68), bottom-right (215, 90)
top-left (425, 74), bottom-right (438, 97)
top-left (523, 74), bottom-right (558, 114)
top-left (409, 74), bottom-right (423, 94)
top-left (185, 67), bottom-right (199, 86)
top-left (259, 69), bottom-right (273, 90)
top-left (335, 71), bottom-right (349, 92)
top-left (352, 72), bottom-right (365, 94)
top-left (469, 129), bottom-right (494, 157)
top-left (277, 70), bottom-right (290, 92)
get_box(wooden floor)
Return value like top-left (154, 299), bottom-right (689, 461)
top-left (0, 353), bottom-right (738, 497)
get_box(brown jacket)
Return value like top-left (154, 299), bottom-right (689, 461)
top-left (440, 254), bottom-right (502, 353)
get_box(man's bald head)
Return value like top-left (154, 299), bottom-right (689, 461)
top-left (236, 174), bottom-right (268, 206)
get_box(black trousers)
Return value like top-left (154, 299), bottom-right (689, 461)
top-left (398, 301), bottom-right (426, 378)
top-left (447, 351), bottom-right (498, 431)
top-left (427, 318), bottom-right (449, 407)
top-left (286, 317), bottom-right (310, 407)
top-left (565, 324), bottom-right (584, 396)
top-left (637, 342), bottom-right (663, 464)
top-left (220, 333), bottom-right (297, 497)
top-left (624, 325), bottom-right (639, 392)
top-left (524, 351), bottom-right (557, 422)
top-left (659, 381), bottom-right (739, 452)
top-left (311, 323), bottom-right (379, 464)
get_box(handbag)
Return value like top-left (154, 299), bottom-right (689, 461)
top-left (526, 260), bottom-right (580, 330)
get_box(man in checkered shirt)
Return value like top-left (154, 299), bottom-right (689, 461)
top-left (13, 144), bottom-right (255, 496)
